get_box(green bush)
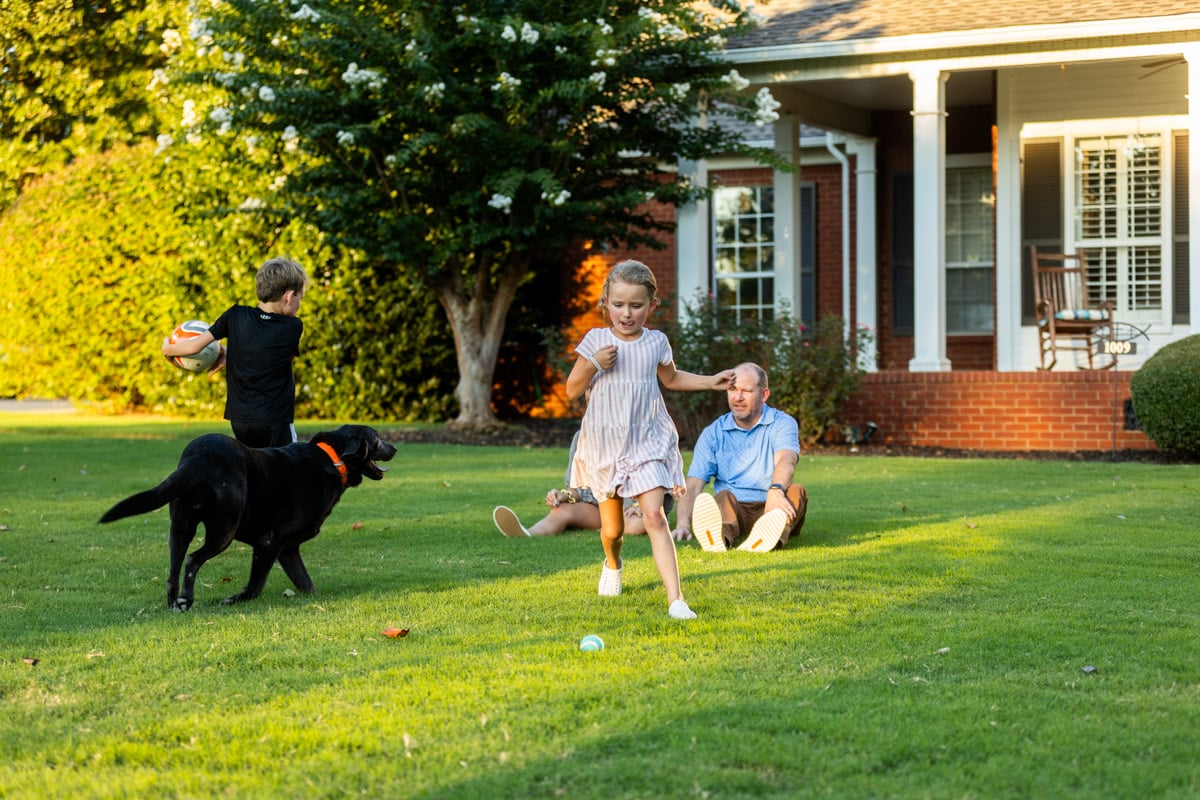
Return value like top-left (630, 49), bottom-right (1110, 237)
top-left (0, 142), bottom-right (458, 420)
top-left (1130, 334), bottom-right (1200, 457)
top-left (663, 294), bottom-right (874, 446)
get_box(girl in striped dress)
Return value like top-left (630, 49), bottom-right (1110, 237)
top-left (565, 260), bottom-right (735, 620)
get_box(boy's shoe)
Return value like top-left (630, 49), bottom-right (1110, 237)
top-left (493, 506), bottom-right (530, 537)
top-left (737, 509), bottom-right (787, 552)
top-left (668, 598), bottom-right (697, 620)
top-left (692, 493), bottom-right (726, 552)
top-left (598, 560), bottom-right (623, 596)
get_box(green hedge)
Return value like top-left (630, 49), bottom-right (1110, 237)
top-left (1129, 333), bottom-right (1200, 458)
top-left (0, 142), bottom-right (457, 420)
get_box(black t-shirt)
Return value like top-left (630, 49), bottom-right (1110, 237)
top-left (208, 305), bottom-right (303, 424)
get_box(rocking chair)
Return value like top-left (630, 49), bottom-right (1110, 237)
top-left (1030, 246), bottom-right (1116, 370)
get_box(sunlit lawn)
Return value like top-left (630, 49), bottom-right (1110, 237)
top-left (1, 413), bottom-right (1198, 798)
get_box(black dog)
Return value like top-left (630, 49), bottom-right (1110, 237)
top-left (99, 425), bottom-right (396, 610)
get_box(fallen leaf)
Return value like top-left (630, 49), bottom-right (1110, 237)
top-left (1082, 665), bottom-right (1097, 674)
top-left (382, 627), bottom-right (410, 638)
top-left (282, 588), bottom-right (296, 598)
top-left (965, 522), bottom-right (977, 529)
top-left (936, 647), bottom-right (951, 655)
top-left (352, 521), bottom-right (364, 530)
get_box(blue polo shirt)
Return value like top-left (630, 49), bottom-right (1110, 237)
top-left (687, 405), bottom-right (800, 503)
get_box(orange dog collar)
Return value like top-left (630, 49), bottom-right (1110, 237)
top-left (316, 441), bottom-right (348, 485)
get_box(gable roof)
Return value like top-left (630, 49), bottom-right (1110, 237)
top-left (737, 0), bottom-right (1200, 49)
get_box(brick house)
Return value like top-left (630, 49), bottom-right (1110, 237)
top-left (592, 1), bottom-right (1200, 453)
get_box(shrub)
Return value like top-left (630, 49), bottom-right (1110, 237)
top-left (1129, 334), bottom-right (1200, 457)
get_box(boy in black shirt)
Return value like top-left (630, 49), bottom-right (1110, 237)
top-left (163, 257), bottom-right (307, 447)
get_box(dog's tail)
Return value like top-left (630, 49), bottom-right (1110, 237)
top-left (99, 476), bottom-right (182, 524)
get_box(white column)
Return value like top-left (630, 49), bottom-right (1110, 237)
top-left (773, 116), bottom-right (802, 314)
top-left (675, 158), bottom-right (710, 315)
top-left (847, 136), bottom-right (878, 370)
top-left (1187, 48), bottom-right (1200, 333)
top-left (908, 67), bottom-right (952, 371)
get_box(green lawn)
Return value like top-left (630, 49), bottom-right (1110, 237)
top-left (1, 415), bottom-right (1198, 798)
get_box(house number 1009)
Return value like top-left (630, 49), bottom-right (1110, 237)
top-left (1103, 340), bottom-right (1137, 355)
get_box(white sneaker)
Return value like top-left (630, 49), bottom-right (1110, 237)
top-left (737, 509), bottom-right (787, 552)
top-left (493, 506), bottom-right (530, 537)
top-left (598, 560), bottom-right (623, 596)
top-left (669, 599), bottom-right (697, 620)
top-left (692, 493), bottom-right (726, 552)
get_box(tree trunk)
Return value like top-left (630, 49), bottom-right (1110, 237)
top-left (432, 254), bottom-right (529, 432)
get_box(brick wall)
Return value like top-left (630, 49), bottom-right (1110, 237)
top-left (838, 370), bottom-right (1156, 452)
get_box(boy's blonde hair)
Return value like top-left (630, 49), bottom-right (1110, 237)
top-left (601, 260), bottom-right (658, 306)
top-left (256, 257), bottom-right (308, 302)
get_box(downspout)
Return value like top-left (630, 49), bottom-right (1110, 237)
top-left (825, 133), bottom-right (851, 338)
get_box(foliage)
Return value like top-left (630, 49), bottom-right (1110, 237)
top-left (0, 141), bottom-right (456, 420)
top-left (3, 419), bottom-right (1200, 798)
top-left (659, 293), bottom-right (874, 446)
top-left (0, 0), bottom-right (181, 208)
top-left (1129, 333), bottom-right (1200, 457)
top-left (157, 0), bottom-right (785, 426)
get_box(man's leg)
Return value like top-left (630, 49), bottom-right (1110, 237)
top-left (778, 485), bottom-right (808, 548)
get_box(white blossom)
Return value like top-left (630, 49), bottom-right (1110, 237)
top-left (520, 22), bottom-right (539, 44)
top-left (336, 130), bottom-right (355, 147)
top-left (282, 125), bottom-right (300, 152)
top-left (209, 106), bottom-right (233, 135)
top-left (258, 85), bottom-right (276, 103)
top-left (752, 87), bottom-right (781, 126)
top-left (269, 174), bottom-right (287, 191)
top-left (291, 4), bottom-right (320, 22)
top-left (542, 189), bottom-right (570, 207)
top-left (588, 72), bottom-right (606, 90)
top-left (343, 63), bottom-right (386, 91)
top-left (491, 72), bottom-right (522, 91)
top-left (720, 69), bottom-right (750, 91)
top-left (424, 82), bottom-right (446, 102)
top-left (223, 51), bottom-right (246, 68)
top-left (501, 24), bottom-right (517, 42)
top-left (245, 135), bottom-right (259, 153)
top-left (147, 68), bottom-right (170, 91)
top-left (181, 99), bottom-right (199, 127)
top-left (592, 48), bottom-right (619, 67)
top-left (188, 17), bottom-right (212, 44)
top-left (155, 133), bottom-right (174, 154)
top-left (240, 197), bottom-right (265, 210)
top-left (747, 4), bottom-right (768, 26)
top-left (488, 194), bottom-right (513, 212)
top-left (385, 153), bottom-right (398, 167)
top-left (555, 45), bottom-right (568, 55)
top-left (160, 29), bottom-right (182, 55)
top-left (669, 82), bottom-right (691, 101)
top-left (596, 18), bottom-right (613, 35)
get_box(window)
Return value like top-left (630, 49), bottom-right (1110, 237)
top-left (1074, 134), bottom-right (1165, 321)
top-left (713, 185), bottom-right (775, 323)
top-left (945, 164), bottom-right (995, 334)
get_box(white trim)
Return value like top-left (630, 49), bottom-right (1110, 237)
top-left (727, 14), bottom-right (1200, 64)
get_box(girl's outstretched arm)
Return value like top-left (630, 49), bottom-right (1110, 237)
top-left (658, 362), bottom-right (735, 392)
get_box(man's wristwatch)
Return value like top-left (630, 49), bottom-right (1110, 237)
top-left (768, 483), bottom-right (787, 494)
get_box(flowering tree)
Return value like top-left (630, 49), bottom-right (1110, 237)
top-left (159, 0), bottom-right (782, 429)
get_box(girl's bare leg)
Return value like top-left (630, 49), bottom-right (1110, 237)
top-left (598, 498), bottom-right (625, 569)
top-left (637, 489), bottom-right (683, 603)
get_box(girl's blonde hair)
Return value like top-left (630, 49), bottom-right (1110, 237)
top-left (600, 260), bottom-right (658, 307)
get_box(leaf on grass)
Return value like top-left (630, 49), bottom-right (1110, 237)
top-left (282, 588), bottom-right (296, 597)
top-left (352, 521), bottom-right (364, 530)
top-left (86, 651), bottom-right (105, 660)
top-left (1082, 665), bottom-right (1097, 674)
top-left (382, 627), bottom-right (409, 638)
top-left (936, 647), bottom-right (951, 655)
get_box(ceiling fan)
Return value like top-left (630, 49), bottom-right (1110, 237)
top-left (1139, 56), bottom-right (1186, 80)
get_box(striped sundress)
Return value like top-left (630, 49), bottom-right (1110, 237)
top-left (570, 326), bottom-right (685, 503)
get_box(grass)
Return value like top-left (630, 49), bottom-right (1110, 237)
top-left (1, 413), bottom-right (1199, 798)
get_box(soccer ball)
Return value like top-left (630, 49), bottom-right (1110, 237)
top-left (167, 320), bottom-right (220, 373)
